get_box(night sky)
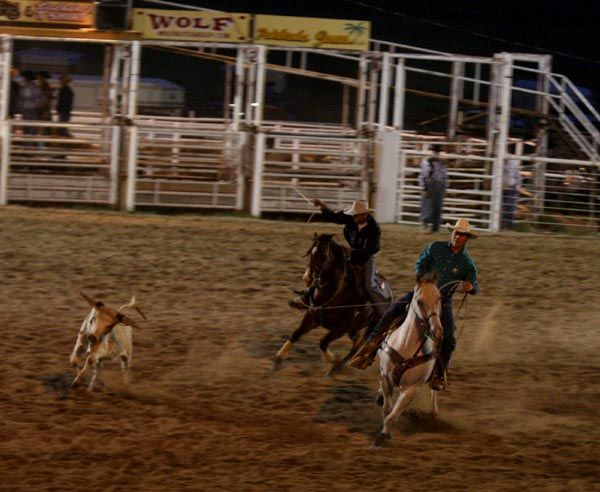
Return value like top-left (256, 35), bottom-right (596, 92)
top-left (174, 0), bottom-right (600, 93)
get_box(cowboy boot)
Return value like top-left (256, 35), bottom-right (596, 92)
top-left (288, 293), bottom-right (309, 310)
top-left (287, 287), bottom-right (314, 310)
top-left (429, 359), bottom-right (448, 391)
top-left (349, 333), bottom-right (382, 369)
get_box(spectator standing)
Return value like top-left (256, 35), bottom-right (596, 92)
top-left (9, 68), bottom-right (20, 118)
top-left (501, 157), bottom-right (523, 230)
top-left (37, 71), bottom-right (53, 137)
top-left (16, 70), bottom-right (43, 139)
top-left (56, 75), bottom-right (74, 137)
top-left (419, 144), bottom-right (448, 233)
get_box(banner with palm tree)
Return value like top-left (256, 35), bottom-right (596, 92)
top-left (254, 14), bottom-right (370, 51)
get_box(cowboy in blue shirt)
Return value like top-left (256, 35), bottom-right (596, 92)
top-left (351, 218), bottom-right (479, 391)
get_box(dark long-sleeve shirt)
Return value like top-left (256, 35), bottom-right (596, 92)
top-left (321, 207), bottom-right (380, 263)
top-left (57, 85), bottom-right (74, 115)
top-left (415, 241), bottom-right (479, 300)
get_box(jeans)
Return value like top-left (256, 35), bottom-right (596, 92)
top-left (363, 255), bottom-right (388, 318)
top-left (501, 187), bottom-right (517, 229)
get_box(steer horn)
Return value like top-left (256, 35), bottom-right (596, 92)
top-left (117, 312), bottom-right (141, 329)
top-left (80, 291), bottom-right (97, 307)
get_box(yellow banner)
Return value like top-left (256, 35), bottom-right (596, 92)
top-left (0, 0), bottom-right (93, 25)
top-left (132, 9), bottom-right (250, 42)
top-left (254, 14), bottom-right (370, 51)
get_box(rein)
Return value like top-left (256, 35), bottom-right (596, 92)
top-left (381, 291), bottom-right (441, 386)
top-left (306, 240), bottom-right (351, 310)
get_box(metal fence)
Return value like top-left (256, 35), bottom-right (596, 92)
top-left (7, 116), bottom-right (117, 204)
top-left (395, 142), bottom-right (495, 230)
top-left (134, 116), bottom-right (244, 209)
top-left (518, 157), bottom-right (599, 233)
top-left (256, 131), bottom-right (370, 214)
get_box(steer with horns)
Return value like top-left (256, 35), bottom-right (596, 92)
top-left (70, 291), bottom-right (145, 391)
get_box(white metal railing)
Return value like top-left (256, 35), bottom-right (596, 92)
top-left (7, 118), bottom-right (117, 204)
top-left (259, 132), bottom-right (369, 213)
top-left (546, 74), bottom-right (600, 160)
top-left (395, 147), bottom-right (495, 230)
top-left (134, 120), bottom-right (244, 209)
top-left (516, 156), bottom-right (599, 233)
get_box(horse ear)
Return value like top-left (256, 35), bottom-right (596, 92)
top-left (313, 232), bottom-right (318, 240)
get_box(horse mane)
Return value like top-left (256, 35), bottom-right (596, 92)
top-left (306, 233), bottom-right (348, 271)
top-left (418, 271), bottom-right (438, 284)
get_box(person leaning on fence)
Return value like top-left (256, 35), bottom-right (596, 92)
top-left (56, 75), bottom-right (74, 137)
top-left (289, 199), bottom-right (389, 323)
top-left (501, 157), bottom-right (523, 230)
top-left (419, 144), bottom-right (448, 233)
top-left (37, 71), bottom-right (53, 125)
top-left (16, 70), bottom-right (44, 140)
top-left (350, 218), bottom-right (479, 391)
top-left (9, 68), bottom-right (20, 118)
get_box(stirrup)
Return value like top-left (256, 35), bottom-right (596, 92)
top-left (429, 369), bottom-right (448, 391)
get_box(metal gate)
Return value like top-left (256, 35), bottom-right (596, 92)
top-left (134, 116), bottom-right (245, 210)
top-left (253, 129), bottom-right (370, 214)
top-left (6, 114), bottom-right (118, 204)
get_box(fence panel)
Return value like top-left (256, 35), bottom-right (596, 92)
top-left (134, 117), bottom-right (244, 210)
top-left (518, 157), bottom-right (599, 233)
top-left (259, 132), bottom-right (369, 213)
top-left (395, 141), bottom-right (495, 230)
top-left (7, 116), bottom-right (116, 204)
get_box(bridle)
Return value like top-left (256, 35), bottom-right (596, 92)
top-left (411, 287), bottom-right (441, 342)
top-left (305, 238), bottom-right (347, 307)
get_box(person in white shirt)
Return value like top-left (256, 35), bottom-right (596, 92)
top-left (501, 158), bottom-right (522, 230)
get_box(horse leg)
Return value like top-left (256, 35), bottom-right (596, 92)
top-left (319, 328), bottom-right (345, 366)
top-left (378, 373), bottom-right (394, 416)
top-left (326, 344), bottom-right (359, 378)
top-left (274, 313), bottom-right (316, 367)
top-left (380, 384), bottom-right (419, 439)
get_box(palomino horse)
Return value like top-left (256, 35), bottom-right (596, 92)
top-left (373, 272), bottom-right (443, 447)
top-left (274, 233), bottom-right (393, 375)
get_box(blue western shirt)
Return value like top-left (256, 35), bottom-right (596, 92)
top-left (414, 241), bottom-right (479, 300)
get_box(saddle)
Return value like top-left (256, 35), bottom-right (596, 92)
top-left (380, 341), bottom-right (445, 388)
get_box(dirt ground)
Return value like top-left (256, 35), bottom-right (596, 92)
top-left (0, 206), bottom-right (599, 491)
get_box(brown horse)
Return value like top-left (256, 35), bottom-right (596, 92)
top-left (274, 233), bottom-right (393, 376)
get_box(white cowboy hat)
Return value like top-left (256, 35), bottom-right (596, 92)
top-left (446, 218), bottom-right (478, 237)
top-left (343, 200), bottom-right (375, 216)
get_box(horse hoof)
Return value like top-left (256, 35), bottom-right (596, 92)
top-left (326, 362), bottom-right (345, 378)
top-left (375, 393), bottom-right (384, 407)
top-left (264, 357), bottom-right (283, 378)
top-left (371, 432), bottom-right (390, 449)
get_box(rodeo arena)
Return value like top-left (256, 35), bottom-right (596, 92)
top-left (1, 0), bottom-right (599, 490)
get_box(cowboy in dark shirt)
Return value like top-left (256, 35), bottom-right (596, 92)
top-left (289, 199), bottom-right (388, 322)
